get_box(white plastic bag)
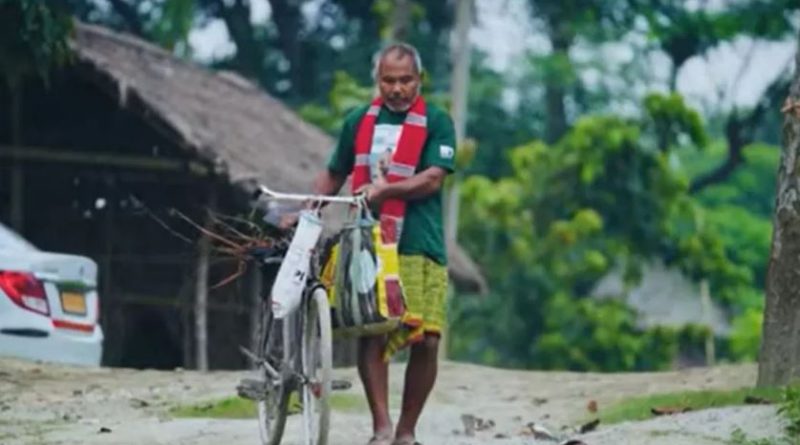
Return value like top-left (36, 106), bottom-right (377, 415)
top-left (270, 210), bottom-right (322, 319)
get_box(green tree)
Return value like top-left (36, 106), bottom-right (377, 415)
top-left (65, 0), bottom-right (195, 53)
top-left (516, 0), bottom-right (797, 185)
top-left (0, 0), bottom-right (72, 229)
top-left (526, 0), bottom-right (640, 143)
top-left (634, 0), bottom-right (798, 192)
top-left (450, 94), bottom-right (750, 370)
top-left (66, 0), bottom-right (454, 106)
top-left (0, 0), bottom-right (72, 88)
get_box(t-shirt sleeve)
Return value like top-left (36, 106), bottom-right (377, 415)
top-left (326, 106), bottom-right (367, 175)
top-left (420, 108), bottom-right (457, 173)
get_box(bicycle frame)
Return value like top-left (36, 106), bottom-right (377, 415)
top-left (252, 185), bottom-right (341, 375)
top-left (250, 184), bottom-right (348, 445)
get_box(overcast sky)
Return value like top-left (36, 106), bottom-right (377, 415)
top-left (187, 0), bottom-right (798, 110)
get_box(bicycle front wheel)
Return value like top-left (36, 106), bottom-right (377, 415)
top-left (257, 307), bottom-right (291, 445)
top-left (300, 287), bottom-right (333, 445)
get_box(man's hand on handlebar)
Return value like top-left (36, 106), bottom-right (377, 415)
top-left (276, 199), bottom-right (319, 230)
top-left (278, 212), bottom-right (301, 230)
top-left (355, 177), bottom-right (387, 211)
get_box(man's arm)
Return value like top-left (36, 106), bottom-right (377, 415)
top-left (364, 166), bottom-right (447, 203)
top-left (313, 169), bottom-right (348, 196)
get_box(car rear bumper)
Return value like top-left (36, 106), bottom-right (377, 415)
top-left (0, 325), bottom-right (103, 366)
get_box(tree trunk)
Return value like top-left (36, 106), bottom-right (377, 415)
top-left (757, 35), bottom-right (800, 387)
top-left (445, 0), bottom-right (471, 242)
top-left (669, 63), bottom-right (678, 92)
top-left (391, 0), bottom-right (412, 41)
top-left (544, 35), bottom-right (571, 144)
top-left (108, 0), bottom-right (145, 36)
top-left (269, 0), bottom-right (312, 101)
top-left (213, 0), bottom-right (262, 80)
top-left (690, 76), bottom-right (789, 193)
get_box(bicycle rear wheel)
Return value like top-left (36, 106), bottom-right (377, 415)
top-left (300, 287), bottom-right (333, 445)
top-left (257, 302), bottom-right (291, 445)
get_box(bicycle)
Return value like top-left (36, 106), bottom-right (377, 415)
top-left (237, 184), bottom-right (363, 445)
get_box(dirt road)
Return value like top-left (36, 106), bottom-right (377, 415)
top-left (0, 358), bottom-right (784, 445)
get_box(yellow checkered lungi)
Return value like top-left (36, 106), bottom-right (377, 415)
top-left (383, 255), bottom-right (448, 361)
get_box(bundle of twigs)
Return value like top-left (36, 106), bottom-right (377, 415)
top-left (131, 194), bottom-right (289, 290)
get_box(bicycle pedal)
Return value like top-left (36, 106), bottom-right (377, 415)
top-left (332, 379), bottom-right (352, 391)
top-left (237, 378), bottom-right (269, 401)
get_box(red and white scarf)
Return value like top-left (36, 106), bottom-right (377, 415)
top-left (351, 96), bottom-right (427, 314)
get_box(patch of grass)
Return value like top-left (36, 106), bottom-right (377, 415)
top-left (328, 392), bottom-right (368, 412)
top-left (647, 430), bottom-right (671, 437)
top-left (780, 386), bottom-right (800, 437)
top-left (172, 396), bottom-right (258, 419)
top-left (598, 386), bottom-right (783, 425)
top-left (171, 392), bottom-right (367, 419)
top-left (729, 428), bottom-right (798, 445)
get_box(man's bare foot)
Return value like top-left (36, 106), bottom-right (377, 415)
top-left (367, 430), bottom-right (393, 445)
top-left (391, 435), bottom-right (420, 445)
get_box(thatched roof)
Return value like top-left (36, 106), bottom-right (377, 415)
top-left (70, 22), bottom-right (328, 192)
top-left (69, 22), bottom-right (487, 294)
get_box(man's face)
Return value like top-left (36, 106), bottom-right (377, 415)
top-left (377, 52), bottom-right (420, 112)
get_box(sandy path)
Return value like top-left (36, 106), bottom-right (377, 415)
top-left (0, 358), bottom-right (784, 445)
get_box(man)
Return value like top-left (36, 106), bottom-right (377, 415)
top-left (311, 43), bottom-right (456, 445)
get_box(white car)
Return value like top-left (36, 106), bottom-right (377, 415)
top-left (0, 222), bottom-right (103, 366)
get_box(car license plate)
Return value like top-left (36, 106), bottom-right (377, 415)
top-left (60, 292), bottom-right (87, 316)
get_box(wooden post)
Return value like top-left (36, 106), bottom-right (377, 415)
top-left (9, 83), bottom-right (24, 231)
top-left (248, 262), bottom-right (263, 370)
top-left (194, 188), bottom-right (216, 371)
top-left (101, 175), bottom-right (115, 366)
top-left (181, 271), bottom-right (195, 369)
top-left (194, 232), bottom-right (210, 371)
top-left (700, 279), bottom-right (715, 367)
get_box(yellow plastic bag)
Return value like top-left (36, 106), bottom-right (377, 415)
top-left (321, 217), bottom-right (405, 337)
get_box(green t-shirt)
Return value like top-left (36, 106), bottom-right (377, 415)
top-left (327, 102), bottom-right (456, 265)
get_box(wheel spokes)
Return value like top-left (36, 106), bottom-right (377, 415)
top-left (301, 300), bottom-right (324, 444)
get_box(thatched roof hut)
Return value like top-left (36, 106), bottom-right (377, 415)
top-left (70, 22), bottom-right (487, 294)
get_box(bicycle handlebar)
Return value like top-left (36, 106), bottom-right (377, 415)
top-left (253, 184), bottom-right (364, 206)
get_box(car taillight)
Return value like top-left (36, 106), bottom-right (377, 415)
top-left (0, 271), bottom-right (50, 316)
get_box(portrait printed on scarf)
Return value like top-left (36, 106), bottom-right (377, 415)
top-left (369, 124), bottom-right (403, 184)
